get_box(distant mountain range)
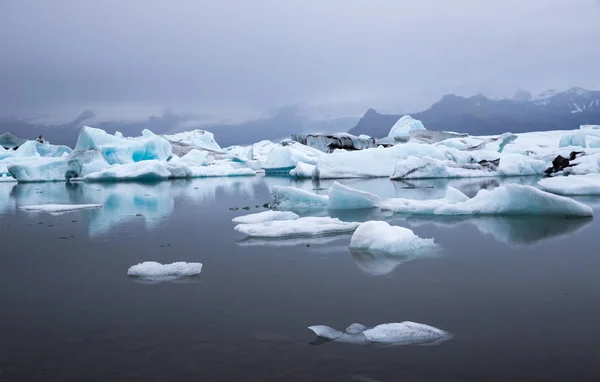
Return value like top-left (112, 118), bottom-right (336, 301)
top-left (2, 87), bottom-right (600, 147)
top-left (349, 87), bottom-right (600, 138)
top-left (0, 104), bottom-right (365, 147)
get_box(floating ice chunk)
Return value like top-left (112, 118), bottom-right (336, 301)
top-left (74, 126), bottom-right (172, 164)
top-left (345, 323), bottom-right (368, 334)
top-left (388, 115), bottom-right (426, 138)
top-left (20, 204), bottom-right (102, 215)
top-left (538, 174), bottom-right (600, 195)
top-left (435, 184), bottom-right (593, 217)
top-left (289, 162), bottom-right (315, 178)
top-left (270, 186), bottom-right (329, 210)
top-left (163, 129), bottom-right (222, 152)
top-left (263, 144), bottom-right (320, 174)
top-left (349, 221), bottom-right (437, 255)
top-left (363, 322), bottom-right (449, 345)
top-left (127, 261), bottom-right (203, 280)
top-left (8, 157), bottom-right (70, 182)
top-left (232, 210), bottom-right (300, 224)
top-left (327, 182), bottom-right (380, 210)
top-left (379, 187), bottom-right (468, 214)
top-left (308, 321), bottom-right (451, 346)
top-left (234, 216), bottom-right (360, 238)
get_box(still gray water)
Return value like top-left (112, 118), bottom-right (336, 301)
top-left (1, 176), bottom-right (599, 381)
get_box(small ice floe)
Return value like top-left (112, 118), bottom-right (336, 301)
top-left (232, 210), bottom-right (299, 224)
top-left (327, 182), bottom-right (380, 210)
top-left (127, 261), bottom-right (203, 282)
top-left (538, 173), bottom-right (600, 195)
top-left (234, 216), bottom-right (360, 238)
top-left (19, 204), bottom-right (102, 215)
top-left (308, 321), bottom-right (452, 346)
top-left (270, 186), bottom-right (329, 210)
top-left (349, 221), bottom-right (437, 256)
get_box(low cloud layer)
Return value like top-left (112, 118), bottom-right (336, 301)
top-left (1, 0), bottom-right (599, 120)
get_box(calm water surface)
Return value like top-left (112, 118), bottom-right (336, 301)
top-left (1, 176), bottom-right (599, 382)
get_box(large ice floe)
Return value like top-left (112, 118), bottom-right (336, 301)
top-left (308, 321), bottom-right (452, 346)
top-left (19, 203), bottom-right (103, 215)
top-left (127, 261), bottom-right (203, 282)
top-left (538, 174), bottom-right (600, 195)
top-left (272, 181), bottom-right (593, 217)
top-left (234, 216), bottom-right (360, 238)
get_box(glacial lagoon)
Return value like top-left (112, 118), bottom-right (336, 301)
top-left (1, 176), bottom-right (600, 381)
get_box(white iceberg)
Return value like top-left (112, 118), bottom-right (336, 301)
top-left (270, 186), bottom-right (329, 210)
top-left (559, 132), bottom-right (587, 148)
top-left (308, 321), bottom-right (451, 346)
top-left (263, 142), bottom-right (320, 174)
top-left (538, 174), bottom-right (600, 195)
top-left (75, 126), bottom-right (172, 165)
top-left (434, 184), bottom-right (593, 217)
top-left (349, 221), bottom-right (437, 255)
top-left (234, 216), bottom-right (360, 238)
top-left (232, 210), bottom-right (299, 224)
top-left (327, 181), bottom-right (380, 210)
top-left (19, 203), bottom-right (102, 214)
top-left (388, 115), bottom-right (426, 139)
top-left (127, 261), bottom-right (203, 280)
top-left (83, 160), bottom-right (173, 182)
top-left (289, 162), bottom-right (316, 178)
top-left (163, 129), bottom-right (222, 152)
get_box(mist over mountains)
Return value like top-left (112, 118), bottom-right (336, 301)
top-left (2, 87), bottom-right (600, 147)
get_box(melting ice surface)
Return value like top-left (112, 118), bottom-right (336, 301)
top-left (127, 261), bottom-right (203, 282)
top-left (308, 321), bottom-right (452, 346)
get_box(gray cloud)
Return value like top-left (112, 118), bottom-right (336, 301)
top-left (1, 0), bottom-right (599, 119)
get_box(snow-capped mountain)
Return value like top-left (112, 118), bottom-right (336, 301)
top-left (350, 87), bottom-right (600, 138)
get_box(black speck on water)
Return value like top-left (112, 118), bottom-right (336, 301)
top-left (1, 177), bottom-right (600, 381)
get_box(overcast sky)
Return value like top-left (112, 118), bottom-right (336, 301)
top-left (1, 0), bottom-right (600, 121)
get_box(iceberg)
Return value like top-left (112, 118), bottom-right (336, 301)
top-left (232, 210), bottom-right (299, 224)
top-left (234, 216), bottom-right (360, 238)
top-left (127, 261), bottom-right (203, 280)
top-left (74, 126), bottom-right (172, 165)
top-left (163, 129), bottom-right (222, 152)
top-left (349, 221), bottom-right (437, 255)
top-left (434, 184), bottom-right (593, 217)
top-left (270, 186), bottom-right (329, 210)
top-left (538, 174), bottom-right (600, 195)
top-left (19, 203), bottom-right (102, 215)
top-left (291, 133), bottom-right (376, 153)
top-left (263, 141), bottom-right (320, 174)
top-left (308, 321), bottom-right (451, 346)
top-left (388, 115), bottom-right (426, 139)
top-left (327, 181), bottom-right (380, 210)
top-left (289, 162), bottom-right (315, 178)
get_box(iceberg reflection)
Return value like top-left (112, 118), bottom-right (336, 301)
top-left (406, 215), bottom-right (592, 246)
